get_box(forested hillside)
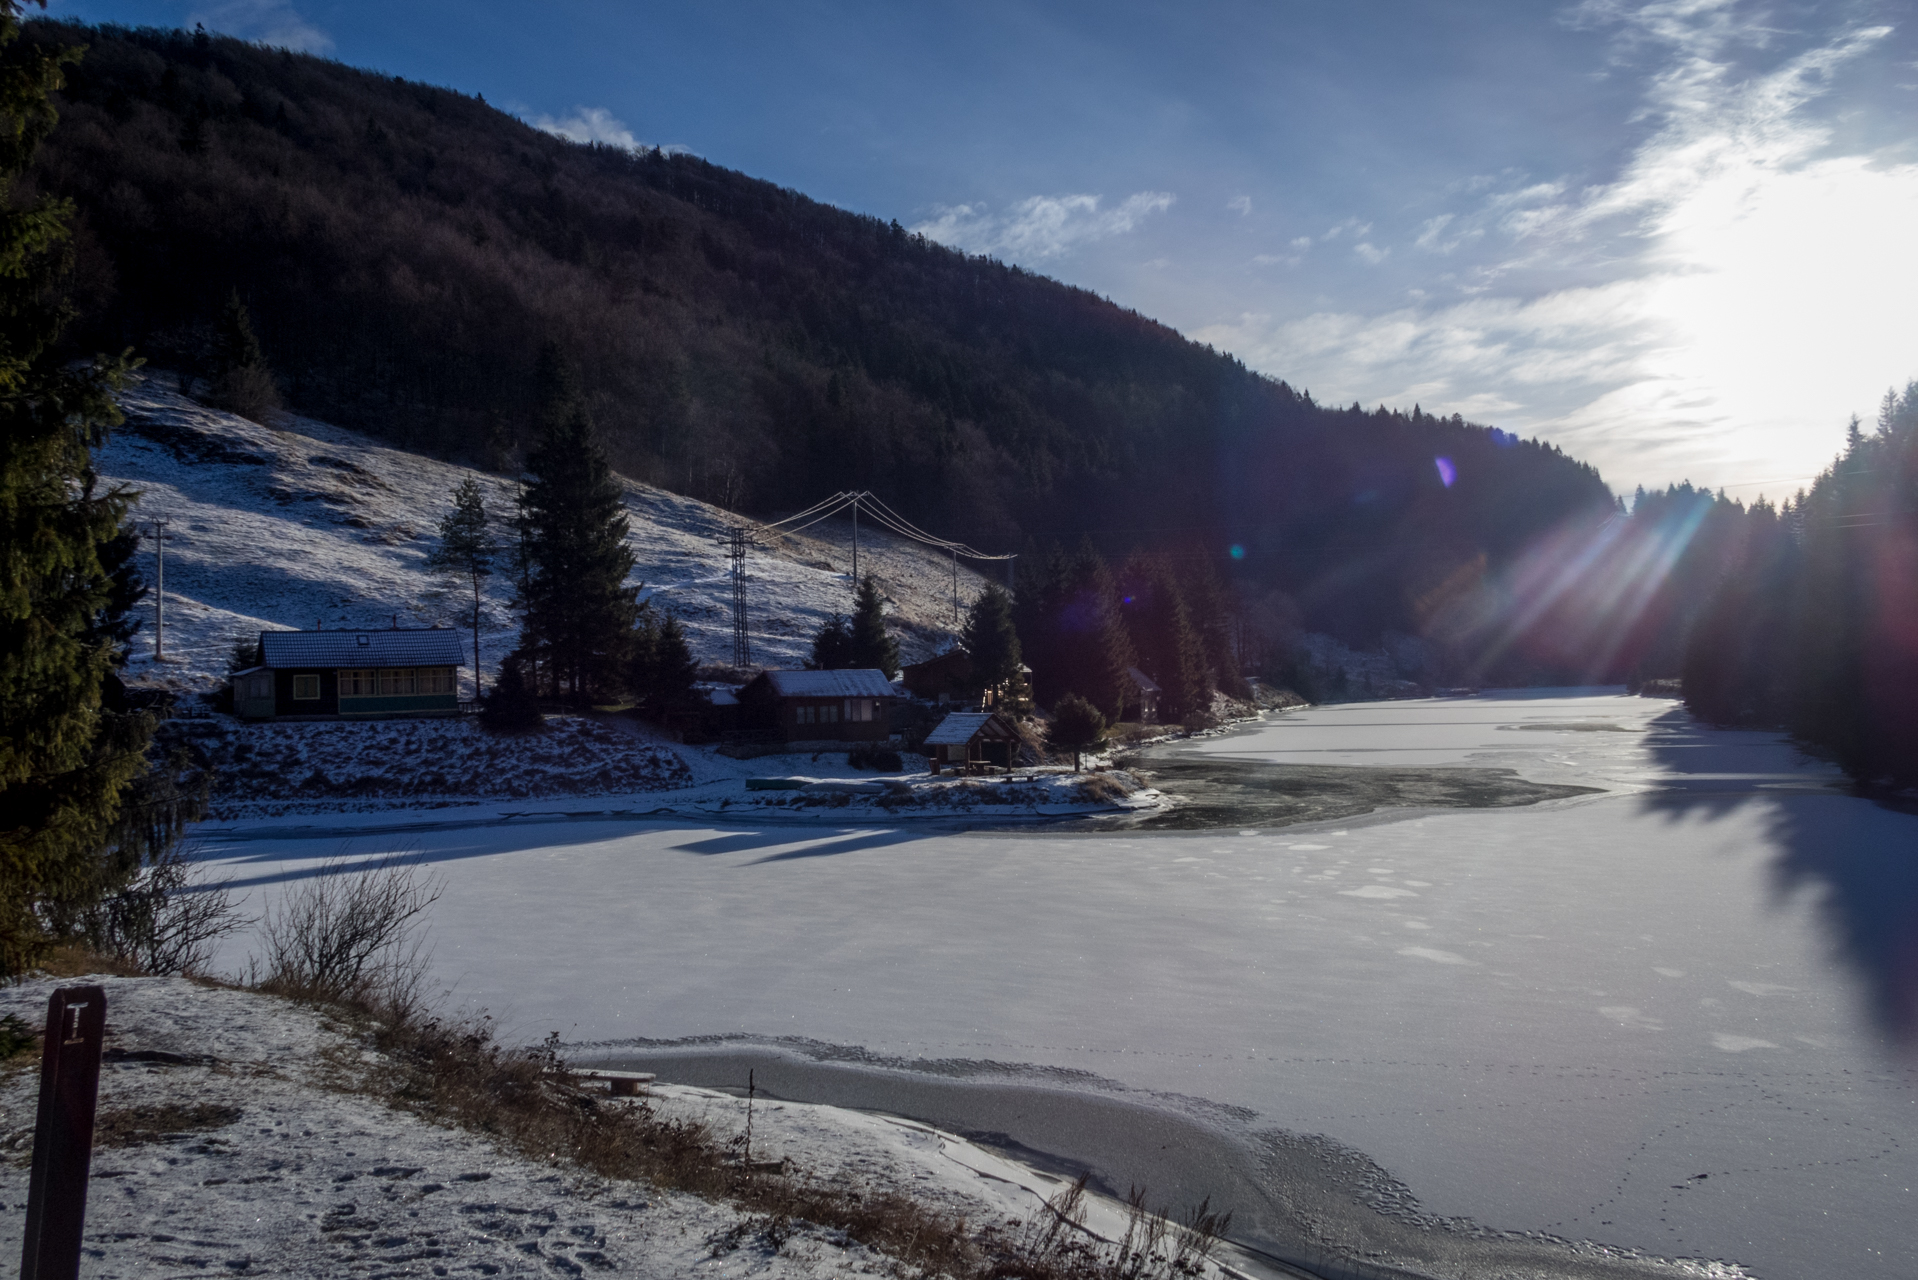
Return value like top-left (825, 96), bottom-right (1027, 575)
top-left (28, 19), bottom-right (1616, 654)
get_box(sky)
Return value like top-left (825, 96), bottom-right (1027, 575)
top-left (50, 0), bottom-right (1918, 499)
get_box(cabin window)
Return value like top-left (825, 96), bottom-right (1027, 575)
top-left (418, 668), bottom-right (454, 695)
top-left (292, 674), bottom-right (321, 701)
top-left (796, 705), bottom-right (816, 725)
top-left (379, 668), bottom-right (416, 696)
top-left (339, 669), bottom-right (375, 697)
top-left (846, 699), bottom-right (873, 722)
top-left (821, 703), bottom-right (839, 724)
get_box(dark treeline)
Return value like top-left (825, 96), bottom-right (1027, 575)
top-left (1681, 386), bottom-right (1918, 785)
top-left (29, 19), bottom-right (1615, 654)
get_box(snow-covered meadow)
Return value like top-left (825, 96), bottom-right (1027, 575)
top-left (97, 379), bottom-right (990, 695)
top-left (190, 691), bottom-right (1918, 1280)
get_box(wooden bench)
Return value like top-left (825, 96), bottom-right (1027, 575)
top-left (564, 1069), bottom-right (656, 1097)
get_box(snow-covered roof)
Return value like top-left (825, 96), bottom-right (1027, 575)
top-left (923, 711), bottom-right (1019, 746)
top-left (260, 629), bottom-right (466, 669)
top-left (760, 669), bottom-right (898, 698)
top-left (1126, 666), bottom-right (1163, 694)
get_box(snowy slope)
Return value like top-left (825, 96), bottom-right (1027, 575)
top-left (0, 976), bottom-right (1241, 1280)
top-left (99, 379), bottom-right (992, 695)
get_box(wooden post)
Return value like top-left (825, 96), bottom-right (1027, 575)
top-left (21, 986), bottom-right (107, 1280)
top-left (151, 520), bottom-right (166, 662)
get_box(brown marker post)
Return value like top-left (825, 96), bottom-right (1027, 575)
top-left (20, 986), bottom-right (107, 1280)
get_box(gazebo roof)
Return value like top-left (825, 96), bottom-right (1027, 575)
top-left (923, 711), bottom-right (1021, 746)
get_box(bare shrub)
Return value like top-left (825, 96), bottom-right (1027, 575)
top-left (79, 843), bottom-right (249, 976)
top-left (251, 853), bottom-right (442, 1016)
top-left (987, 1176), bottom-right (1228, 1280)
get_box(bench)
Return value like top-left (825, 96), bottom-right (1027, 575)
top-left (562, 1069), bottom-right (657, 1097)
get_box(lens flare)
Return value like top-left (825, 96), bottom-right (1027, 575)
top-left (1435, 457), bottom-right (1457, 488)
top-left (1229, 544), bottom-right (1246, 559)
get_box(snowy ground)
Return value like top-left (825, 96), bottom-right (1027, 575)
top-left (0, 976), bottom-right (1257, 1279)
top-left (98, 379), bottom-right (990, 696)
top-left (187, 691), bottom-right (1918, 1280)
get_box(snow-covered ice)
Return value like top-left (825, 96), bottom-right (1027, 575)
top-left (191, 691), bottom-right (1918, 1279)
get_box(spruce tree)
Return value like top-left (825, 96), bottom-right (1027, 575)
top-left (427, 476), bottom-right (496, 697)
top-left (515, 346), bottom-right (638, 704)
top-left (1121, 555), bottom-right (1210, 725)
top-left (848, 574), bottom-right (901, 678)
top-left (641, 613), bottom-right (700, 720)
top-left (808, 613), bottom-right (854, 670)
top-left (1048, 693), bottom-right (1107, 771)
top-left (1057, 538), bottom-right (1135, 719)
top-left (962, 584), bottom-right (1029, 711)
top-left (207, 288), bottom-right (280, 421)
top-left (0, 5), bottom-right (154, 974)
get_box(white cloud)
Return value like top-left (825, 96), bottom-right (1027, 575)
top-left (913, 191), bottom-right (1176, 260)
top-left (1202, 5), bottom-right (1918, 493)
top-left (1227, 194), bottom-right (1253, 216)
top-left (189, 0), bottom-right (332, 52)
top-left (1290, 236), bottom-right (1313, 250)
top-left (1353, 242), bottom-right (1390, 265)
top-left (527, 106), bottom-right (688, 155)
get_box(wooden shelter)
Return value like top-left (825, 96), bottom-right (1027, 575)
top-left (922, 710), bottom-right (1022, 774)
top-left (901, 647), bottom-right (973, 704)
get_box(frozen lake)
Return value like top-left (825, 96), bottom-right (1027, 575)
top-left (200, 691), bottom-right (1918, 1279)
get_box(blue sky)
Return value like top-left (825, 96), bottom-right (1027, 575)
top-left (52, 1), bottom-right (1918, 498)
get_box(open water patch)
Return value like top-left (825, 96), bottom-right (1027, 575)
top-left (1110, 757), bottom-right (1599, 830)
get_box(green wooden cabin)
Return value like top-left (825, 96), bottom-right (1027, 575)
top-left (233, 628), bottom-right (466, 721)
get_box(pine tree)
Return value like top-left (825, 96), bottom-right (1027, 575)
top-left (808, 613), bottom-right (854, 670)
top-left (1121, 555), bottom-right (1210, 725)
top-left (206, 288), bottom-right (280, 421)
top-left (426, 476), bottom-right (496, 697)
top-left (847, 574), bottom-right (900, 678)
top-left (0, 5), bottom-right (155, 974)
top-left (639, 612), bottom-right (699, 720)
top-left (1048, 693), bottom-right (1106, 772)
top-left (515, 346), bottom-right (638, 704)
top-left (481, 650), bottom-right (545, 733)
top-left (962, 584), bottom-right (1029, 711)
top-left (1056, 539), bottom-right (1134, 719)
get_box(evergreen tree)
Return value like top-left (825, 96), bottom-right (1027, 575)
top-left (515, 346), bottom-right (638, 704)
top-left (808, 612), bottom-right (854, 670)
top-left (480, 650), bottom-right (544, 733)
top-left (1055, 538), bottom-right (1135, 719)
top-left (1120, 555), bottom-right (1210, 725)
top-left (632, 611), bottom-right (699, 720)
top-left (206, 288), bottom-right (280, 421)
top-left (847, 574), bottom-right (901, 678)
top-left (0, 5), bottom-right (155, 974)
top-left (1048, 693), bottom-right (1107, 772)
top-left (962, 584), bottom-right (1029, 710)
top-left (426, 476), bottom-right (496, 697)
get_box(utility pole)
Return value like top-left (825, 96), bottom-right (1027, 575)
top-left (951, 547), bottom-right (958, 628)
top-left (149, 520), bottom-right (169, 663)
top-left (722, 527), bottom-right (754, 668)
top-left (851, 493), bottom-right (859, 599)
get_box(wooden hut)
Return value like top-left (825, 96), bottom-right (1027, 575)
top-left (735, 669), bottom-right (901, 743)
top-left (233, 628), bottom-right (465, 721)
top-left (922, 710), bottom-right (1022, 774)
top-left (901, 647), bottom-right (973, 704)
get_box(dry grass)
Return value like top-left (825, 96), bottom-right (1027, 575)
top-left (94, 1102), bottom-right (245, 1148)
top-left (39, 944), bottom-right (147, 980)
top-left (359, 1014), bottom-right (1224, 1279)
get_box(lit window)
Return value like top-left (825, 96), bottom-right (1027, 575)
top-left (292, 674), bottom-right (321, 700)
top-left (419, 668), bottom-right (454, 695)
top-left (340, 669), bottom-right (374, 697)
top-left (380, 668), bottom-right (416, 696)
